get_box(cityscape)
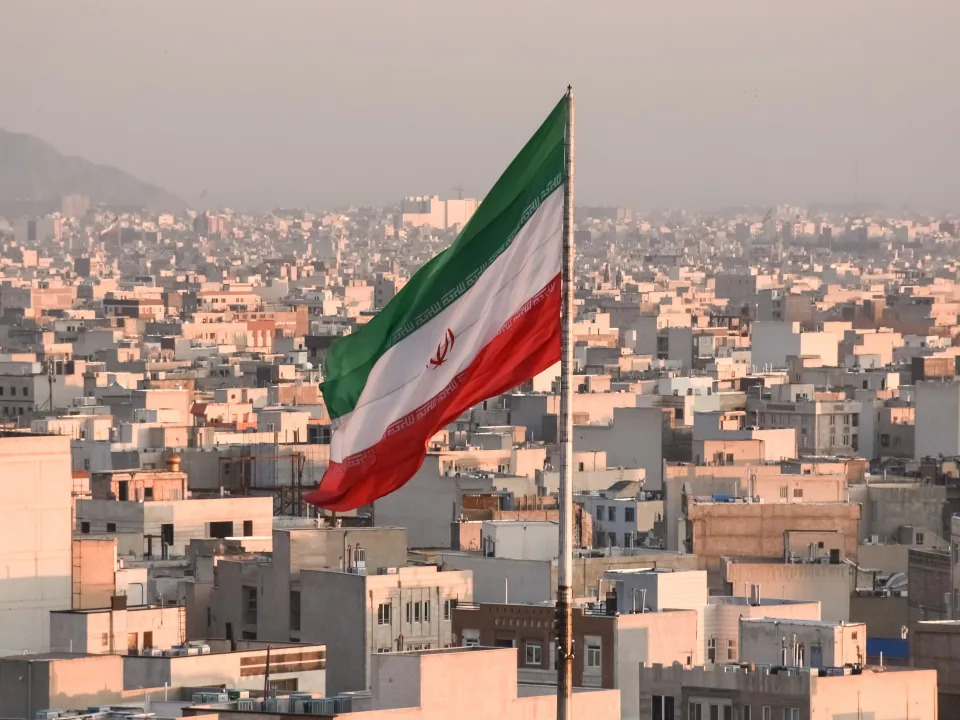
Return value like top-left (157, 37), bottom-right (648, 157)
top-left (2, 3), bottom-right (959, 720)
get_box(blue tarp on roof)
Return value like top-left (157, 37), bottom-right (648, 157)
top-left (866, 637), bottom-right (908, 660)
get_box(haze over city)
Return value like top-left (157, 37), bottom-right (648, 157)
top-left (3, 3), bottom-right (960, 720)
top-left (2, 1), bottom-right (959, 210)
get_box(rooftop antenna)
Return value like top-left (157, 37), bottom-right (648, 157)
top-left (453, 185), bottom-right (465, 200)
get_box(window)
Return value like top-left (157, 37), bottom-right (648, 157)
top-left (727, 638), bottom-right (737, 661)
top-left (625, 507), bottom-right (635, 523)
top-left (707, 637), bottom-right (717, 663)
top-left (762, 707), bottom-right (771, 720)
top-left (413, 602), bottom-right (422, 623)
top-left (916, 532), bottom-right (925, 545)
top-left (290, 591), bottom-right (301, 631)
top-left (595, 505), bottom-right (604, 520)
top-left (444, 599), bottom-right (452, 620)
top-left (377, 647), bottom-right (391, 653)
top-left (525, 640), bottom-right (542, 666)
top-left (782, 710), bottom-right (799, 720)
top-left (852, 414), bottom-right (859, 427)
top-left (243, 585), bottom-right (257, 625)
top-left (624, 533), bottom-right (633, 548)
top-left (243, 520), bottom-right (253, 536)
top-left (405, 602), bottom-right (412, 624)
top-left (792, 488), bottom-right (803, 499)
top-left (726, 453), bottom-right (734, 465)
top-left (106, 522), bottom-right (116, 533)
top-left (210, 520), bottom-right (234, 539)
top-left (161, 523), bottom-right (174, 546)
top-left (143, 487), bottom-right (153, 500)
top-left (578, 462), bottom-right (585, 472)
top-left (0, 387), bottom-right (4, 395)
top-left (81, 521), bottom-right (90, 534)
top-left (743, 707), bottom-right (751, 720)
top-left (21, 387), bottom-right (27, 397)
top-left (378, 602), bottom-right (391, 625)
top-left (143, 631), bottom-right (153, 649)
top-left (585, 637), bottom-right (601, 674)
top-left (607, 532), bottom-right (617, 547)
top-left (423, 601), bottom-right (430, 622)
top-left (779, 486), bottom-right (788, 500)
top-left (101, 632), bottom-right (109, 647)
top-left (652, 695), bottom-right (675, 720)
top-left (608, 506), bottom-right (616, 522)
top-left (689, 703), bottom-right (703, 720)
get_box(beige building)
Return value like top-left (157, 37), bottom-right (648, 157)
top-left (0, 433), bottom-right (73, 653)
top-left (724, 558), bottom-right (853, 622)
top-left (76, 495), bottom-right (274, 557)
top-left (50, 603), bottom-right (184, 654)
top-left (687, 500), bottom-right (860, 579)
top-left (637, 662), bottom-right (937, 720)
top-left (186, 647), bottom-right (620, 720)
top-left (740, 618), bottom-right (865, 668)
top-left (300, 565), bottom-right (473, 693)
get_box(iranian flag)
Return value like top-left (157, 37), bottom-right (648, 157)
top-left (306, 96), bottom-right (567, 511)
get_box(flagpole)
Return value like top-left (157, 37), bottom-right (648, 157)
top-left (556, 84), bottom-right (575, 720)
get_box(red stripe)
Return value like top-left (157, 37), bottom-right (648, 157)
top-left (305, 275), bottom-right (561, 511)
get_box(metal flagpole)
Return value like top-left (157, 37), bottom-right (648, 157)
top-left (556, 84), bottom-right (575, 720)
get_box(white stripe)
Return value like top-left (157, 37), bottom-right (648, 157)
top-left (331, 187), bottom-right (563, 463)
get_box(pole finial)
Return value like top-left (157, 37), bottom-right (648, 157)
top-left (567, 84), bottom-right (572, 94)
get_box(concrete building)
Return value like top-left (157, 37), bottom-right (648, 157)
top-left (437, 549), bottom-right (700, 605)
top-left (124, 641), bottom-right (327, 697)
top-left (187, 647), bottom-right (620, 720)
top-left (452, 600), bottom-right (696, 720)
top-left (916, 379), bottom-right (960, 459)
top-left (0, 432), bottom-right (73, 654)
top-left (576, 491), bottom-right (663, 549)
top-left (76, 495), bottom-right (274, 558)
top-left (637, 661), bottom-right (937, 720)
top-left (723, 558), bottom-right (853, 622)
top-left (205, 527), bottom-right (408, 645)
top-left (910, 620), bottom-right (960, 717)
top-left (299, 565), bottom-right (473, 693)
top-left (748, 384), bottom-right (861, 456)
top-left (49, 604), bottom-right (184, 654)
top-left (908, 547), bottom-right (951, 622)
top-left (687, 500), bottom-right (860, 579)
top-left (848, 481), bottom-right (946, 544)
top-left (0, 653), bottom-right (124, 720)
top-left (574, 406), bottom-right (665, 491)
top-left (739, 618), bottom-right (865, 668)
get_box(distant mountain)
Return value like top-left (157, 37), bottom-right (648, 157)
top-left (0, 128), bottom-right (184, 214)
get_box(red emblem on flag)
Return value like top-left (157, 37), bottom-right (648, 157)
top-left (428, 329), bottom-right (455, 368)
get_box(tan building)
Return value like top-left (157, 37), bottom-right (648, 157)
top-left (687, 500), bottom-right (860, 578)
top-left (724, 558), bottom-right (853, 622)
top-left (0, 432), bottom-right (73, 654)
top-left (187, 647), bottom-right (619, 720)
top-left (50, 603), bottom-right (184, 654)
top-left (637, 662), bottom-right (937, 720)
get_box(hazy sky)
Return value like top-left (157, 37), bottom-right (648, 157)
top-left (2, 1), bottom-right (958, 211)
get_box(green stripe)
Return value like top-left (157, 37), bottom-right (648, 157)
top-left (322, 96), bottom-right (567, 420)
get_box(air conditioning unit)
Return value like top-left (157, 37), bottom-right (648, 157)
top-left (36, 711), bottom-right (61, 720)
top-left (236, 699), bottom-right (261, 712)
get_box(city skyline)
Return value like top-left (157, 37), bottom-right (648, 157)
top-left (2, 1), bottom-right (959, 211)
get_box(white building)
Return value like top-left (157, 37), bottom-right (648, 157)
top-left (0, 433), bottom-right (73, 653)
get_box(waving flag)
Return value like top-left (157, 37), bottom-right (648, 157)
top-left (306, 97), bottom-right (567, 511)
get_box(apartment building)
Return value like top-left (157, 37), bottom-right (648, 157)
top-left (748, 384), bottom-right (861, 456)
top-left (637, 662), bottom-right (936, 720)
top-left (0, 432), bottom-right (73, 653)
top-left (452, 600), bottom-right (696, 720)
top-left (299, 565), bottom-right (473, 693)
